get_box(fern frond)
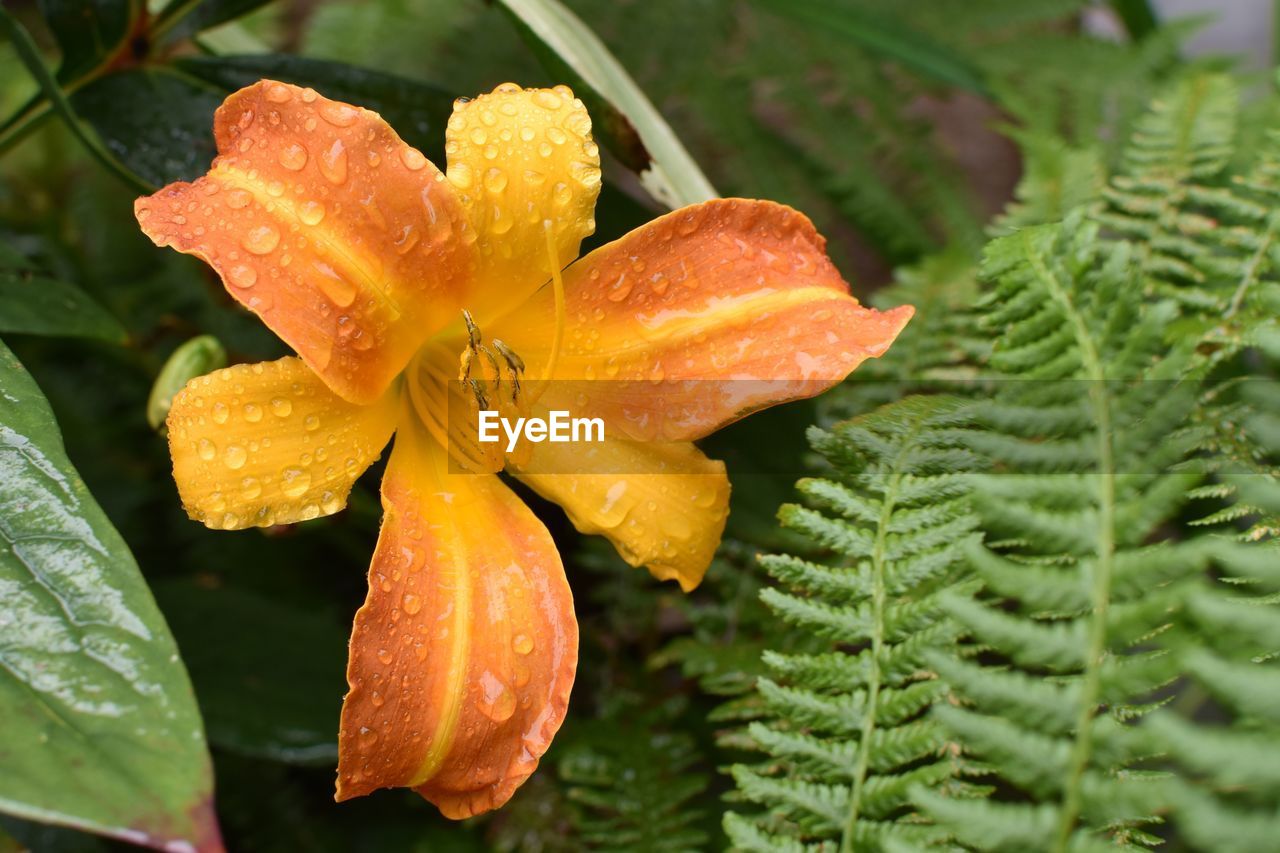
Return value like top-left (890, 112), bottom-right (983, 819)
top-left (726, 396), bottom-right (981, 851)
top-left (919, 217), bottom-right (1206, 851)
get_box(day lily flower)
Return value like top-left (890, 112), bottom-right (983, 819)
top-left (135, 79), bottom-right (912, 817)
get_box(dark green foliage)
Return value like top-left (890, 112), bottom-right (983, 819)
top-left (726, 396), bottom-right (983, 851)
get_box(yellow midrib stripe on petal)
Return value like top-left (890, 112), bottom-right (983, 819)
top-left (214, 164), bottom-right (403, 319)
top-left (406, 458), bottom-right (472, 787)
top-left (531, 283), bottom-right (857, 363)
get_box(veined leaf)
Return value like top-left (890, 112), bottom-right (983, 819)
top-left (70, 67), bottom-right (223, 187)
top-left (0, 244), bottom-right (126, 343)
top-left (0, 341), bottom-right (219, 851)
top-left (37, 0), bottom-right (142, 84)
top-left (152, 0), bottom-right (275, 43)
top-left (495, 0), bottom-right (718, 209)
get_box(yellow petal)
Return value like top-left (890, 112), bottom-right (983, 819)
top-left (513, 438), bottom-right (730, 591)
top-left (166, 357), bottom-right (397, 529)
top-left (136, 80), bottom-right (478, 405)
top-left (337, 418), bottom-right (577, 818)
top-left (445, 83), bottom-right (602, 322)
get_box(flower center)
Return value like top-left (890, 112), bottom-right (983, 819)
top-left (405, 220), bottom-right (569, 473)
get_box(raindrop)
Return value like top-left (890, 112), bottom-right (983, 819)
top-left (197, 438), bottom-right (216, 461)
top-left (227, 264), bottom-right (257, 288)
top-left (224, 445), bottom-right (247, 470)
top-left (402, 593), bottom-right (422, 615)
top-left (320, 102), bottom-right (359, 127)
top-left (278, 143), bottom-right (308, 170)
top-left (299, 200), bottom-right (326, 226)
top-left (271, 397), bottom-right (293, 417)
top-left (211, 403), bottom-right (229, 424)
top-left (512, 634), bottom-right (533, 655)
top-left (281, 467), bottom-right (311, 497)
top-left (242, 224), bottom-right (280, 255)
top-left (319, 138), bottom-right (349, 184)
top-left (400, 148), bottom-right (427, 171)
top-left (243, 403), bottom-right (263, 423)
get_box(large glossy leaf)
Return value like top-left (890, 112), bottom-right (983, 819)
top-left (175, 54), bottom-right (455, 161)
top-left (70, 67), bottom-right (223, 187)
top-left (37, 0), bottom-right (142, 84)
top-left (0, 341), bottom-right (220, 851)
top-left (154, 580), bottom-right (347, 765)
top-left (0, 244), bottom-right (126, 343)
top-left (495, 0), bottom-right (718, 209)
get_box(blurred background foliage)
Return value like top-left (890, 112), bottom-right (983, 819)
top-left (0, 0), bottom-right (1273, 850)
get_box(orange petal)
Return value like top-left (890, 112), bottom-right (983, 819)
top-left (513, 439), bottom-right (730, 591)
top-left (135, 80), bottom-right (476, 405)
top-left (494, 199), bottom-right (913, 441)
top-left (445, 83), bottom-right (601, 322)
top-left (166, 357), bottom-right (397, 529)
top-left (337, 418), bottom-right (577, 818)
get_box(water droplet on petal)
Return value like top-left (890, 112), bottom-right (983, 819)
top-left (320, 102), bottom-right (359, 127)
top-left (243, 224), bottom-right (280, 255)
top-left (319, 138), bottom-right (349, 184)
top-left (224, 445), bottom-right (247, 470)
top-left (227, 264), bottom-right (258, 288)
top-left (299, 199), bottom-right (325, 225)
top-left (279, 142), bottom-right (308, 170)
top-left (211, 402), bottom-right (229, 424)
top-left (197, 438), bottom-right (217, 461)
top-left (512, 634), bottom-right (533, 655)
top-left (281, 467), bottom-right (311, 497)
top-left (478, 671), bottom-right (517, 722)
top-left (402, 593), bottom-right (422, 615)
top-left (243, 403), bottom-right (262, 423)
top-left (400, 147), bottom-right (427, 171)
top-left (271, 397), bottom-right (293, 417)
top-left (264, 82), bottom-right (292, 103)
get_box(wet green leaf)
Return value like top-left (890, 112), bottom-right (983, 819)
top-left (154, 580), bottom-right (348, 765)
top-left (70, 67), bottom-right (223, 187)
top-left (154, 0), bottom-right (276, 44)
top-left (0, 341), bottom-right (219, 850)
top-left (37, 0), bottom-right (142, 84)
top-left (0, 243), bottom-right (126, 343)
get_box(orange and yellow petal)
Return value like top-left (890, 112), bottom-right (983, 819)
top-left (136, 80), bottom-right (477, 405)
top-left (166, 357), bottom-right (397, 529)
top-left (337, 418), bottom-right (577, 818)
top-left (495, 199), bottom-right (913, 441)
top-left (445, 83), bottom-right (601, 322)
top-left (513, 439), bottom-right (730, 591)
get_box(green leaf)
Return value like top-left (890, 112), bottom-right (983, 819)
top-left (37, 0), bottom-right (142, 84)
top-left (752, 0), bottom-right (990, 97)
top-left (70, 67), bottom-right (223, 187)
top-left (0, 244), bottom-right (126, 343)
top-left (494, 0), bottom-right (718, 209)
top-left (0, 341), bottom-right (219, 849)
top-left (153, 580), bottom-right (347, 765)
top-left (175, 54), bottom-right (455, 161)
top-left (153, 0), bottom-right (275, 44)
